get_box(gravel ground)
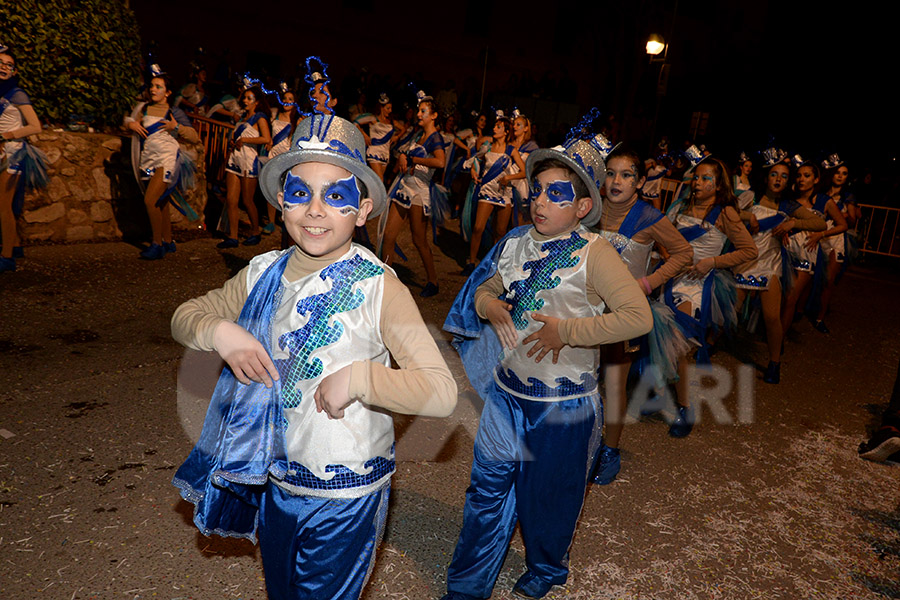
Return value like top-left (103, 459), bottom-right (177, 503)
top-left (1, 222), bottom-right (897, 600)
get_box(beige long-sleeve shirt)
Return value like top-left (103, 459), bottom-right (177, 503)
top-left (473, 228), bottom-right (653, 348)
top-left (599, 198), bottom-right (694, 291)
top-left (171, 247), bottom-right (457, 418)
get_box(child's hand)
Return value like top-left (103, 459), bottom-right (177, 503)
top-left (523, 313), bottom-right (564, 364)
top-left (687, 257), bottom-right (715, 279)
top-left (485, 299), bottom-right (517, 350)
top-left (314, 365), bottom-right (354, 419)
top-left (213, 321), bottom-right (279, 387)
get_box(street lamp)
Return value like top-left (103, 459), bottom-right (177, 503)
top-left (646, 34), bottom-right (666, 59)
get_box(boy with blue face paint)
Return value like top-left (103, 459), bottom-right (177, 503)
top-left (442, 123), bottom-right (653, 600)
top-left (170, 112), bottom-right (456, 600)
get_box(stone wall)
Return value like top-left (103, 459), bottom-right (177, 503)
top-left (21, 131), bottom-right (206, 244)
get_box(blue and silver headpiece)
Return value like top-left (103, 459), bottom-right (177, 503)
top-left (494, 108), bottom-right (507, 120)
top-left (260, 113), bottom-right (387, 218)
top-left (150, 64), bottom-right (165, 78)
top-left (738, 151), bottom-right (751, 164)
top-left (791, 154), bottom-right (810, 169)
top-left (523, 108), bottom-right (609, 227)
top-left (511, 108), bottom-right (524, 120)
top-left (761, 146), bottom-right (787, 168)
top-left (415, 89), bottom-right (432, 104)
top-left (0, 42), bottom-right (8, 54)
top-left (304, 56), bottom-right (333, 115)
top-left (684, 145), bottom-right (706, 169)
top-left (821, 153), bottom-right (844, 169)
top-left (378, 93), bottom-right (390, 105)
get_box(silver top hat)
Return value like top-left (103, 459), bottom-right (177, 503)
top-left (821, 152), bottom-right (844, 169)
top-left (684, 145), bottom-right (707, 169)
top-left (150, 64), bottom-right (165, 78)
top-left (761, 147), bottom-right (787, 168)
top-left (738, 151), bottom-right (751, 164)
top-left (524, 132), bottom-right (613, 227)
top-left (378, 93), bottom-right (390, 105)
top-left (260, 114), bottom-right (387, 218)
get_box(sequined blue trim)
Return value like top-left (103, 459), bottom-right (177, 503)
top-left (734, 273), bottom-right (769, 288)
top-left (282, 456), bottom-right (395, 491)
top-left (495, 368), bottom-right (598, 398)
top-left (791, 259), bottom-right (812, 271)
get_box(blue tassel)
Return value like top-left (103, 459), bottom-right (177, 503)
top-left (644, 300), bottom-right (692, 384)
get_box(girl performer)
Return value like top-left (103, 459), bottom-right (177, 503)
top-left (0, 43), bottom-right (47, 273)
top-left (219, 84), bottom-right (271, 248)
top-left (733, 149), bottom-right (825, 383)
top-left (593, 144), bottom-right (693, 484)
top-left (781, 156), bottom-right (846, 337)
top-left (355, 93), bottom-right (397, 182)
top-left (381, 91), bottom-right (445, 297)
top-left (509, 109), bottom-right (539, 223)
top-left (126, 65), bottom-right (199, 260)
top-left (462, 110), bottom-right (526, 274)
top-left (734, 151), bottom-right (753, 194)
top-left (261, 83), bottom-right (299, 235)
top-left (810, 153), bottom-right (860, 333)
top-left (665, 152), bottom-right (757, 436)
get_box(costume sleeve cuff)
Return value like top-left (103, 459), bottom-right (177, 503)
top-left (348, 360), bottom-right (368, 401)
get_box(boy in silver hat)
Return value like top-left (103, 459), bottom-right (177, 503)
top-left (170, 111), bottom-right (456, 600)
top-left (442, 123), bottom-right (652, 600)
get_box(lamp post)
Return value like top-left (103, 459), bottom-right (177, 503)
top-left (647, 33), bottom-right (670, 157)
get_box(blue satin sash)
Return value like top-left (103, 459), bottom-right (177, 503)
top-left (173, 250), bottom-right (293, 542)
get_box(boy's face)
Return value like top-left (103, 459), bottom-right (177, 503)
top-left (529, 167), bottom-right (592, 237)
top-left (278, 162), bottom-right (372, 258)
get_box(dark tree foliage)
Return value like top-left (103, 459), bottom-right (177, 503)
top-left (2, 0), bottom-right (142, 128)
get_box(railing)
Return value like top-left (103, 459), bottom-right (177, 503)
top-left (858, 203), bottom-right (900, 258)
top-left (188, 113), bottom-right (234, 185)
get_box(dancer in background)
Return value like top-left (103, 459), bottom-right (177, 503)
top-left (219, 83), bottom-right (271, 248)
top-left (0, 43), bottom-right (47, 273)
top-left (355, 93), bottom-right (396, 182)
top-left (260, 83), bottom-right (299, 236)
top-left (126, 65), bottom-right (199, 260)
top-left (462, 110), bottom-right (526, 274)
top-left (509, 109), bottom-right (539, 224)
top-left (594, 144), bottom-right (693, 483)
top-left (380, 91), bottom-right (445, 297)
top-left (665, 152), bottom-right (756, 435)
top-left (733, 149), bottom-right (825, 383)
top-left (810, 153), bottom-right (859, 333)
top-left (781, 156), bottom-right (846, 338)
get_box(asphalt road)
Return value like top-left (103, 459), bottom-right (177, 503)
top-left (1, 223), bottom-right (898, 600)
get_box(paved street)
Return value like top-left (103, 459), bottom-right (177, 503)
top-left (1, 224), bottom-right (898, 600)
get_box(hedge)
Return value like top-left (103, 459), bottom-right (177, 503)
top-left (1, 0), bottom-right (142, 128)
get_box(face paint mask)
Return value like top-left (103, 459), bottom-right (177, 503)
top-left (543, 180), bottom-right (577, 206)
top-left (282, 171), bottom-right (361, 215)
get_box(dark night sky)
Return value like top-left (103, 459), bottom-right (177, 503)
top-left (133, 0), bottom-right (895, 171)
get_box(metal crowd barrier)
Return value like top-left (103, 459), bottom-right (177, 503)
top-left (858, 203), bottom-right (900, 258)
top-left (188, 113), bottom-right (234, 185)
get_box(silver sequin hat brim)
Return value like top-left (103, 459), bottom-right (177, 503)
top-left (525, 145), bottom-right (605, 228)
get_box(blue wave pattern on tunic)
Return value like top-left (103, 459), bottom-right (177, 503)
top-left (506, 231), bottom-right (587, 330)
top-left (276, 255), bottom-right (384, 420)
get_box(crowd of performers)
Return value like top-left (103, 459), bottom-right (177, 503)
top-left (2, 42), bottom-right (878, 598)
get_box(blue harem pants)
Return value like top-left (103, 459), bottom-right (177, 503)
top-left (446, 384), bottom-right (603, 599)
top-left (258, 481), bottom-right (390, 600)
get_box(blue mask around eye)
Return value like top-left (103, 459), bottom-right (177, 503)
top-left (323, 175), bottom-right (362, 214)
top-left (283, 171), bottom-right (312, 206)
top-left (545, 180), bottom-right (577, 206)
top-left (530, 181), bottom-right (543, 200)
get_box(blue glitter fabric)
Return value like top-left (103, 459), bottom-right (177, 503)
top-left (734, 273), bottom-right (769, 288)
top-left (506, 231), bottom-right (588, 330)
top-left (282, 453), bottom-right (395, 491)
top-left (275, 254), bottom-right (384, 419)
top-left (495, 368), bottom-right (598, 399)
